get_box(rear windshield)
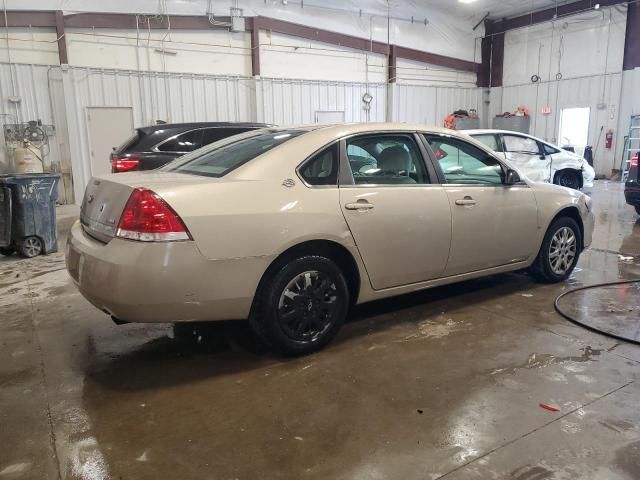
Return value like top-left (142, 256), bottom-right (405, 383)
top-left (163, 130), bottom-right (304, 177)
top-left (115, 130), bottom-right (146, 153)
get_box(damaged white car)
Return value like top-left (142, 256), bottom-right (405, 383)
top-left (465, 129), bottom-right (595, 190)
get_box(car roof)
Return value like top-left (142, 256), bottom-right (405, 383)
top-left (137, 122), bottom-right (272, 134)
top-left (465, 129), bottom-right (537, 137)
top-left (283, 122), bottom-right (459, 141)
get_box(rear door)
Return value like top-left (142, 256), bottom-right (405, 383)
top-left (423, 133), bottom-right (538, 276)
top-left (501, 134), bottom-right (551, 183)
top-left (339, 132), bottom-right (452, 290)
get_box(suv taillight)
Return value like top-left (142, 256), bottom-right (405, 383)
top-left (116, 188), bottom-right (190, 242)
top-left (111, 156), bottom-right (141, 173)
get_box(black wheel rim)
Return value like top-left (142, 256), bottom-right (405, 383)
top-left (277, 270), bottom-right (340, 342)
top-left (558, 173), bottom-right (579, 189)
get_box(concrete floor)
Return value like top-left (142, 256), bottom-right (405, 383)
top-left (1, 181), bottom-right (640, 480)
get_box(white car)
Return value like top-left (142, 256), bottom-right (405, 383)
top-left (465, 129), bottom-right (595, 190)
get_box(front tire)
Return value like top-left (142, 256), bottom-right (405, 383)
top-left (529, 217), bottom-right (582, 283)
top-left (250, 255), bottom-right (349, 356)
top-left (555, 170), bottom-right (581, 190)
top-left (19, 236), bottom-right (43, 258)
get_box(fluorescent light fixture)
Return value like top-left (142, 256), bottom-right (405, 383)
top-left (458, 0), bottom-right (478, 3)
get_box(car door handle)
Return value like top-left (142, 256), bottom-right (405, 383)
top-left (345, 201), bottom-right (374, 211)
top-left (455, 197), bottom-right (477, 206)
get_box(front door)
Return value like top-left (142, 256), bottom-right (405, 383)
top-left (339, 133), bottom-right (452, 290)
top-left (424, 133), bottom-right (539, 276)
top-left (502, 134), bottom-right (551, 183)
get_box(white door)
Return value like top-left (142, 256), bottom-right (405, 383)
top-left (502, 134), bottom-right (551, 183)
top-left (86, 107), bottom-right (134, 176)
top-left (559, 107), bottom-right (590, 156)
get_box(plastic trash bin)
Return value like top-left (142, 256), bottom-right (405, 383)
top-left (0, 173), bottom-right (60, 258)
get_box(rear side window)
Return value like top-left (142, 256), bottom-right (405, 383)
top-left (164, 130), bottom-right (304, 177)
top-left (472, 134), bottom-right (500, 151)
top-left (158, 129), bottom-right (204, 152)
top-left (299, 144), bottom-right (338, 186)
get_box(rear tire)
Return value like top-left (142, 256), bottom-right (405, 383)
top-left (529, 217), bottom-right (582, 283)
top-left (250, 255), bottom-right (349, 356)
top-left (19, 236), bottom-right (42, 258)
top-left (555, 170), bottom-right (581, 190)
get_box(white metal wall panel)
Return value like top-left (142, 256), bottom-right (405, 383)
top-left (257, 78), bottom-right (387, 125)
top-left (499, 73), bottom-right (623, 175)
top-left (392, 84), bottom-right (483, 127)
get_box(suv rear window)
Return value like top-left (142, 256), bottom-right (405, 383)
top-left (115, 130), bottom-right (146, 154)
top-left (164, 130), bottom-right (304, 177)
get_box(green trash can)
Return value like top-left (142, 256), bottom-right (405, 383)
top-left (0, 173), bottom-right (60, 258)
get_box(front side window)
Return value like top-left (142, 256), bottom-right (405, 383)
top-left (503, 135), bottom-right (540, 155)
top-left (472, 134), bottom-right (500, 151)
top-left (543, 143), bottom-right (560, 155)
top-left (345, 134), bottom-right (429, 185)
top-left (424, 134), bottom-right (504, 185)
top-left (157, 129), bottom-right (204, 152)
top-left (299, 144), bottom-right (338, 186)
top-left (163, 130), bottom-right (304, 177)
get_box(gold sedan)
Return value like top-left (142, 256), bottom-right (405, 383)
top-left (66, 124), bottom-right (594, 355)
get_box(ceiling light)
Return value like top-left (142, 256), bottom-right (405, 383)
top-left (458, 0), bottom-right (478, 3)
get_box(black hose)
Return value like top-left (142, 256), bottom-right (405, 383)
top-left (554, 279), bottom-right (640, 345)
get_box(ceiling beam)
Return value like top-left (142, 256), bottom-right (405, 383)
top-left (55, 10), bottom-right (68, 64)
top-left (0, 10), bottom-right (56, 27)
top-left (394, 46), bottom-right (479, 73)
top-left (487, 0), bottom-right (628, 35)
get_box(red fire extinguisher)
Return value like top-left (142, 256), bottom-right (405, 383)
top-left (605, 129), bottom-right (614, 149)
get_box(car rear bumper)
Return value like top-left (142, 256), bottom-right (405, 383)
top-left (624, 183), bottom-right (640, 206)
top-left (65, 221), bottom-right (272, 323)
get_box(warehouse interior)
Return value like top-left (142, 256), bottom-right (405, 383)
top-left (1, 0), bottom-right (640, 479)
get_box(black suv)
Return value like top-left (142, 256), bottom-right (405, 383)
top-left (110, 122), bottom-right (270, 173)
top-left (625, 153), bottom-right (640, 214)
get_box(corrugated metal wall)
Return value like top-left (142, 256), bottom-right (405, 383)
top-left (391, 84), bottom-right (484, 126)
top-left (1, 62), bottom-right (486, 204)
top-left (256, 78), bottom-right (387, 124)
top-left (498, 73), bottom-right (623, 175)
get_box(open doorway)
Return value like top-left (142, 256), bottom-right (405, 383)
top-left (558, 107), bottom-right (590, 157)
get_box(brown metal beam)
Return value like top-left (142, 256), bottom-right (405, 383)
top-left (487, 0), bottom-right (627, 35)
top-left (623, 1), bottom-right (640, 70)
top-left (388, 44), bottom-right (397, 83)
top-left (63, 13), bottom-right (234, 29)
top-left (0, 10), bottom-right (56, 27)
top-left (489, 32), bottom-right (504, 87)
top-left (249, 17), bottom-right (261, 76)
top-left (55, 10), bottom-right (68, 64)
top-left (394, 46), bottom-right (479, 73)
top-left (255, 16), bottom-right (389, 56)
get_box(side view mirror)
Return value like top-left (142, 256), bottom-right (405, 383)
top-left (505, 168), bottom-right (521, 185)
top-left (539, 154), bottom-right (546, 160)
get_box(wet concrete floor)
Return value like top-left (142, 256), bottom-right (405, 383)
top-left (1, 181), bottom-right (640, 479)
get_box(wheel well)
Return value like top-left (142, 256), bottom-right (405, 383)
top-left (553, 168), bottom-right (583, 188)
top-left (551, 207), bottom-right (584, 249)
top-left (256, 240), bottom-right (361, 305)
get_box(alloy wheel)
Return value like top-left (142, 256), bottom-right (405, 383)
top-left (557, 172), bottom-right (580, 189)
top-left (277, 270), bottom-right (340, 342)
top-left (21, 237), bottom-right (42, 258)
top-left (548, 227), bottom-right (577, 275)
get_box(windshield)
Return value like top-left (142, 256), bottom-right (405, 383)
top-left (162, 130), bottom-right (304, 177)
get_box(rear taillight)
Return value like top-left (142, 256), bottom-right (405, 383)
top-left (116, 188), bottom-right (190, 242)
top-left (631, 155), bottom-right (639, 168)
top-left (111, 156), bottom-right (141, 173)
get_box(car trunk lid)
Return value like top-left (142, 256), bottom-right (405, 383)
top-left (80, 172), bottom-right (217, 243)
